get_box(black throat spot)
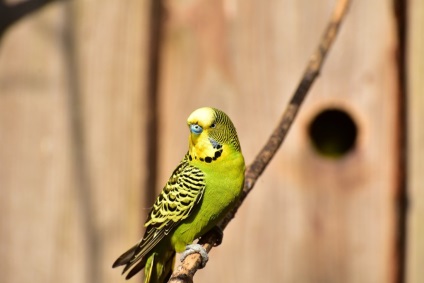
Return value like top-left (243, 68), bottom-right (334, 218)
top-left (191, 148), bottom-right (223, 164)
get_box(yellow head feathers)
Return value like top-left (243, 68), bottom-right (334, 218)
top-left (187, 107), bottom-right (241, 153)
top-left (187, 107), bottom-right (216, 129)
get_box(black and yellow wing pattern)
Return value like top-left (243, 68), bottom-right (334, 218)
top-left (113, 154), bottom-right (206, 279)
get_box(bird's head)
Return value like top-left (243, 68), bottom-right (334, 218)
top-left (187, 107), bottom-right (241, 158)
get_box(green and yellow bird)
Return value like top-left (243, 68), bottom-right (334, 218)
top-left (113, 107), bottom-right (245, 282)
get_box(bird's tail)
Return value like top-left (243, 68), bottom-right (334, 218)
top-left (113, 244), bottom-right (175, 282)
top-left (143, 250), bottom-right (175, 283)
top-left (112, 243), bottom-right (146, 279)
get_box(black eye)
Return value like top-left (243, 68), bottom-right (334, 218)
top-left (211, 123), bottom-right (216, 128)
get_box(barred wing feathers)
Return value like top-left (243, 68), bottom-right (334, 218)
top-left (113, 155), bottom-right (206, 278)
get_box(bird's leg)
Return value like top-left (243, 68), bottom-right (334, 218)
top-left (209, 225), bottom-right (223, 247)
top-left (179, 226), bottom-right (224, 268)
top-left (180, 244), bottom-right (209, 268)
top-left (198, 225), bottom-right (224, 247)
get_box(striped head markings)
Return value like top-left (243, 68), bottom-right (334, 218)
top-left (187, 107), bottom-right (241, 162)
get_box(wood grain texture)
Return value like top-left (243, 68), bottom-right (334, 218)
top-left (0, 1), bottom-right (148, 283)
top-left (0, 0), bottom-right (404, 282)
top-left (0, 4), bottom-right (77, 283)
top-left (68, 0), bottom-right (149, 282)
top-left (156, 0), bottom-right (399, 282)
top-left (406, 0), bottom-right (424, 282)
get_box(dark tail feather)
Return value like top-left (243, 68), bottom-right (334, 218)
top-left (114, 244), bottom-right (175, 281)
top-left (112, 244), bottom-right (138, 268)
top-left (113, 244), bottom-right (149, 280)
top-left (125, 256), bottom-right (148, 280)
top-left (163, 251), bottom-right (176, 282)
top-left (127, 250), bottom-right (175, 282)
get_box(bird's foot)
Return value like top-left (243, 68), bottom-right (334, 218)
top-left (180, 244), bottom-right (209, 268)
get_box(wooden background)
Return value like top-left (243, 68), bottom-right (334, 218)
top-left (0, 0), bottom-right (421, 283)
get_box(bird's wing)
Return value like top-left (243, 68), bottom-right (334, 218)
top-left (116, 155), bottom-right (206, 274)
top-left (140, 158), bottom-right (206, 254)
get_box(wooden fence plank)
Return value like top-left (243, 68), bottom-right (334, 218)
top-left (156, 0), bottom-right (399, 282)
top-left (65, 0), bottom-right (149, 282)
top-left (0, 0), bottom-right (406, 282)
top-left (0, 4), bottom-right (77, 283)
top-left (0, 1), bottom-right (149, 283)
top-left (406, 0), bottom-right (424, 282)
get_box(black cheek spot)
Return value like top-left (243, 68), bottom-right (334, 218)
top-left (189, 155), bottom-right (192, 161)
top-left (199, 157), bottom-right (204, 162)
top-left (205, 157), bottom-right (212, 163)
top-left (214, 151), bottom-right (221, 158)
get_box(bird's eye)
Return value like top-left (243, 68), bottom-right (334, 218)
top-left (210, 123), bottom-right (216, 128)
top-left (190, 124), bottom-right (203, 134)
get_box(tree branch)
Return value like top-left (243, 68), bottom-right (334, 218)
top-left (169, 0), bottom-right (351, 282)
top-left (0, 0), bottom-right (59, 40)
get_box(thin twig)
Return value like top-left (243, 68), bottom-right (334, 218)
top-left (169, 0), bottom-right (351, 281)
top-left (0, 0), bottom-right (59, 40)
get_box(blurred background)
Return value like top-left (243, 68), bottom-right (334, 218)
top-left (0, 0), bottom-right (422, 282)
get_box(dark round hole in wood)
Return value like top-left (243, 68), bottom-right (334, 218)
top-left (308, 108), bottom-right (357, 158)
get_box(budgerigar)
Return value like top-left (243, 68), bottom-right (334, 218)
top-left (113, 107), bottom-right (245, 282)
